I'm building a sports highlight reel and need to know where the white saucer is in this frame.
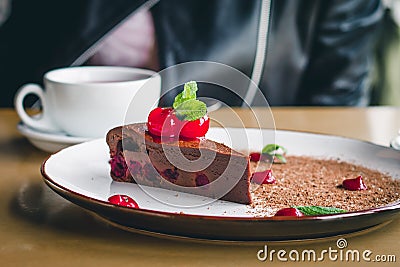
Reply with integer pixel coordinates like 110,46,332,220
17,122,92,153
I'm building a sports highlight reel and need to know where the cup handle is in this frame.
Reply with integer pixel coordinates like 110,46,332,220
14,84,61,133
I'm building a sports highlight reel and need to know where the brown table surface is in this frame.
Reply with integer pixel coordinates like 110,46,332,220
1,107,399,267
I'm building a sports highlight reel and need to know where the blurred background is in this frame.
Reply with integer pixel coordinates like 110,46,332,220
372,0,400,106
0,0,399,107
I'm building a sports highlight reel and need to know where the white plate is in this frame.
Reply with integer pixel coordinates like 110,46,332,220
17,122,91,152
41,128,400,241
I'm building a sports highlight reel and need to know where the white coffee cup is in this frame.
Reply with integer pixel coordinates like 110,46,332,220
14,66,161,138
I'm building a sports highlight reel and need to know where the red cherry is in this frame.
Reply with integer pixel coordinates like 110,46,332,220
274,208,304,217
342,175,367,191
251,169,276,184
249,152,261,162
108,195,139,208
147,107,180,137
249,152,273,162
179,115,210,139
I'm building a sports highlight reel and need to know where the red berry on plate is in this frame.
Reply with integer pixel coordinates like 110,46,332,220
249,152,273,162
249,152,261,162
108,195,139,208
274,208,304,217
147,107,180,137
251,169,276,184
179,114,210,139
342,175,367,191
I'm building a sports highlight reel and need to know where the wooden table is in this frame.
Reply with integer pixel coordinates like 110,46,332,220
1,107,399,267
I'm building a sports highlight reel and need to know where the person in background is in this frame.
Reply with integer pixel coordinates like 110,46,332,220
372,0,400,106
0,0,384,107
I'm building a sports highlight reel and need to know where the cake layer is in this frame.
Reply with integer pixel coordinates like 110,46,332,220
106,123,252,204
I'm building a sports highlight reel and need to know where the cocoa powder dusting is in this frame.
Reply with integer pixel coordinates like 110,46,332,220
247,156,400,217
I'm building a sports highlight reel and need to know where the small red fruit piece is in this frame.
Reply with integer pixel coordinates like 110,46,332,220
109,154,128,179
249,152,261,162
161,168,179,183
195,174,210,187
249,152,272,162
128,160,142,176
179,115,210,139
251,169,276,184
147,107,180,137
342,175,367,191
274,208,304,217
108,195,139,208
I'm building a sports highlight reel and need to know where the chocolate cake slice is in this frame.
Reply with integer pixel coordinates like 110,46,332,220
106,123,252,204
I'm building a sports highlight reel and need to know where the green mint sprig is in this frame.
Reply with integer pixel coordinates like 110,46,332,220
173,81,198,109
174,99,207,121
172,81,207,121
295,206,347,216
262,144,288,163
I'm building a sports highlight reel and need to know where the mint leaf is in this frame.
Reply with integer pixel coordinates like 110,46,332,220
172,81,207,121
274,154,287,164
262,144,288,154
261,144,288,164
173,81,198,109
174,99,207,121
295,206,347,216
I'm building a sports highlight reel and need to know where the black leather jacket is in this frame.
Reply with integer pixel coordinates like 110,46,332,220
0,0,383,107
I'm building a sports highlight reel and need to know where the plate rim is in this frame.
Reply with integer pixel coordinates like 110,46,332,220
41,175,399,243
42,167,400,222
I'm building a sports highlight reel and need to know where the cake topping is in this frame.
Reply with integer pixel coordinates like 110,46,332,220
108,195,139,208
147,81,209,139
147,107,180,137
342,175,368,191
179,114,210,139
173,81,207,121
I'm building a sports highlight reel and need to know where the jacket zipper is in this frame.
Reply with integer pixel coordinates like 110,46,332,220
71,0,160,66
242,0,272,107
70,0,271,107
